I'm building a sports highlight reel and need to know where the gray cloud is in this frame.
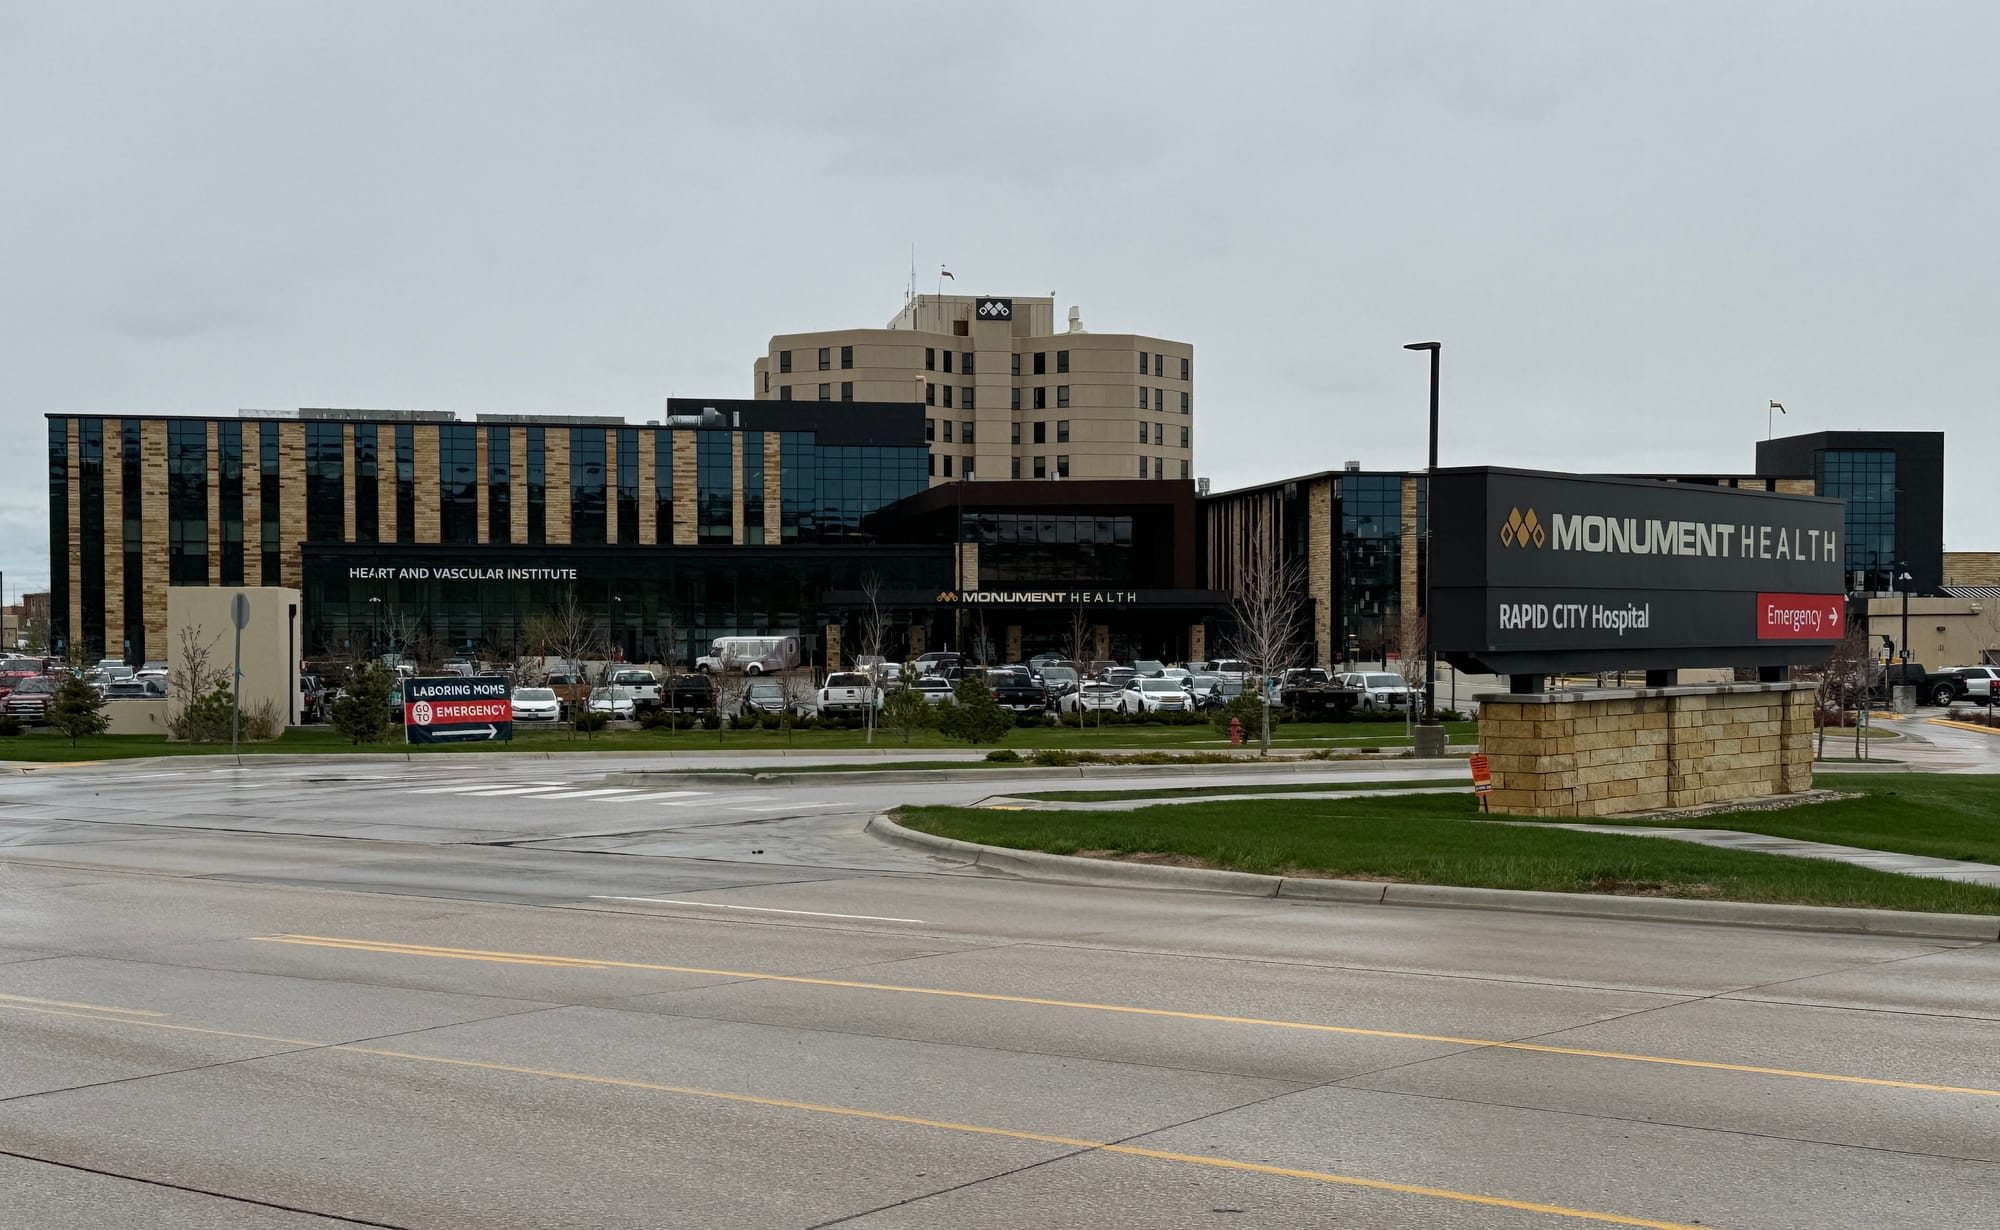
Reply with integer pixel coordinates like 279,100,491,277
3,0,1995,608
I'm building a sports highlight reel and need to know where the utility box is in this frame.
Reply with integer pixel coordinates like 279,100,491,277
1891,685,1917,715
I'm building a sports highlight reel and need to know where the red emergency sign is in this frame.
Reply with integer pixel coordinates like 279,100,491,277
1755,593,1844,641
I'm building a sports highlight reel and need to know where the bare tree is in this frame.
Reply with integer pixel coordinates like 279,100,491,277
546,593,604,683
1064,602,1093,728
1223,542,1309,753
655,607,685,736
857,573,886,744
1972,601,2000,667
1395,610,1428,735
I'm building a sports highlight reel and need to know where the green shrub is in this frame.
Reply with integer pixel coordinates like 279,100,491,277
572,711,611,732
0,715,22,737
940,674,1014,745
985,748,1022,763
329,662,395,745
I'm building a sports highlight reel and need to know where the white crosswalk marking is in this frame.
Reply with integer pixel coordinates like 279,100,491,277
623,791,711,802
408,781,514,794
529,787,646,800
656,795,770,807
727,801,827,812
454,785,579,797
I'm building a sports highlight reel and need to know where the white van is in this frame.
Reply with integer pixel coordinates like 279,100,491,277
695,636,801,675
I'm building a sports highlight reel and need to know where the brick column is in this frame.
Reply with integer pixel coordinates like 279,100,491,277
671,432,696,545
730,432,745,545
141,421,168,652
413,425,440,542
763,430,782,544
376,430,397,545
637,434,656,546
101,419,123,657
509,430,528,543
545,429,571,544
1308,478,1332,666
240,422,261,580
343,425,357,542
957,543,979,590
206,420,221,586
475,428,490,544
1399,476,1420,622
278,422,305,590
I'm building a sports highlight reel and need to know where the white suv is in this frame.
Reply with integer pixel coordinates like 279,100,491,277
1124,678,1191,713
1338,671,1412,711
1943,666,1998,705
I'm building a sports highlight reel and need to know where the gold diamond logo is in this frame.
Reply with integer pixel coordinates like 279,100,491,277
1499,507,1544,548
1522,508,1544,547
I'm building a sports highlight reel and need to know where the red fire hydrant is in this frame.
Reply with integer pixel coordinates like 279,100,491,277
1228,717,1243,745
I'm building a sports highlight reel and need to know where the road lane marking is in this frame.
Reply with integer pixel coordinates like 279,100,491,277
657,794,770,806
589,897,924,923
253,936,2000,1101
624,791,709,801
453,786,578,797
0,992,165,1017
407,782,510,793
530,788,646,800
0,999,1709,1229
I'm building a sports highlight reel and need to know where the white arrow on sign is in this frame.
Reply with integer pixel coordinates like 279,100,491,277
427,725,501,740
1829,609,1841,627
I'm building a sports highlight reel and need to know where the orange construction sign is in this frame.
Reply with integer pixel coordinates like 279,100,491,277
1468,753,1493,794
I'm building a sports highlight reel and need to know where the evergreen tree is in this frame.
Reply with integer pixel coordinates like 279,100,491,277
330,662,396,745
940,673,1013,745
47,672,109,746
878,680,935,744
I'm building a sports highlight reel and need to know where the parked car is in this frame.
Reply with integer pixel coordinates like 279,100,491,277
1124,677,1191,714
511,687,561,722
586,685,637,720
135,661,168,680
1209,659,1251,685
1336,671,1411,711
1060,682,1127,715
299,674,333,723
664,674,716,713
0,670,37,700
1104,666,1138,689
610,668,663,712
545,673,592,718
1037,665,1080,700
1186,673,1228,711
104,677,168,700
1943,666,2000,705
1085,660,1119,680
1130,659,1167,678
913,651,964,679
3,675,61,723
862,661,905,690
740,679,795,718
986,668,1050,715
815,672,876,719
911,676,957,705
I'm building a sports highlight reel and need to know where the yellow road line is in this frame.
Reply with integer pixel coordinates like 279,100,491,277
0,992,165,1017
1928,718,2000,736
257,935,2000,1100
0,998,1705,1229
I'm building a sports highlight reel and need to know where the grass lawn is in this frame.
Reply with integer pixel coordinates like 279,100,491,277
0,719,1476,763
1589,774,2000,865
896,791,2000,914
1017,780,1447,802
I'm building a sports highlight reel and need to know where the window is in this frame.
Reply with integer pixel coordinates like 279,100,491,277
1033,421,1046,444
616,426,639,544
569,427,607,545
1033,352,1046,375
1056,455,1070,478
818,347,830,371
1138,455,1147,477
942,350,953,373
925,383,936,406
780,385,792,400
394,425,415,544
1154,353,1164,377
1010,388,1021,410
1137,422,1148,443
840,344,853,369
653,429,673,542
925,347,936,371
1180,391,1191,415
1011,353,1021,377
928,453,936,477
354,423,379,544
1180,459,1191,479
942,385,953,408
779,350,792,374
743,432,764,544
1029,456,1044,479
1033,386,1047,410
925,419,936,442
841,381,853,401
819,383,831,401
943,455,953,477
963,387,974,409
484,425,508,543
1153,423,1164,446
1180,425,1190,448
1057,350,1069,373
762,371,770,394
1011,421,1021,445
696,430,731,544
304,422,345,543
1011,457,1021,479
1156,387,1164,410
1057,385,1070,408
167,421,208,584
439,423,477,544
1180,357,1191,381
943,421,954,444
1138,350,1147,373
1139,387,1149,409
962,352,974,374
1056,420,1070,443
963,422,974,444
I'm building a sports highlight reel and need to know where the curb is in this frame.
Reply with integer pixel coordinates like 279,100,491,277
607,759,1457,788
1929,717,2000,737
864,815,2000,942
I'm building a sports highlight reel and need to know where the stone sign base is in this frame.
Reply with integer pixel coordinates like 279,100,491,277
1477,683,1816,818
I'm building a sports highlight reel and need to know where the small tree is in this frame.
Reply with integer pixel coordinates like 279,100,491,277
1224,541,1308,753
940,672,1012,745
655,609,685,736
879,662,935,744
167,624,231,742
47,655,109,746
857,573,887,744
1064,603,1093,729
330,661,396,745
1396,610,1429,733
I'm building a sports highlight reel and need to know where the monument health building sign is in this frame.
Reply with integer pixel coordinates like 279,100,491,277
1429,467,1846,678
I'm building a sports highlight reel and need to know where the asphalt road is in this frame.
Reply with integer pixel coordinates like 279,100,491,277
1,754,1997,1228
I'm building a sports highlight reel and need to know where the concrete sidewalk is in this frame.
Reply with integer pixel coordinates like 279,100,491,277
1538,822,2000,887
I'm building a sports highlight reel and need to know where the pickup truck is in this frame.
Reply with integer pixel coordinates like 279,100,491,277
1276,668,1363,717
610,668,663,712
663,674,715,713
814,672,875,720
985,668,1050,716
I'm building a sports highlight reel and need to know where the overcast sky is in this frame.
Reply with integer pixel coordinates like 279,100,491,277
5,1,1995,598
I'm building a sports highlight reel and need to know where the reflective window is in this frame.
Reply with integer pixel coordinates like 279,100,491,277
48,420,69,649
697,430,732,544
616,427,639,545
79,419,106,653
744,432,765,545
306,422,346,543
1816,449,1898,590
260,425,281,579
526,427,546,545
216,422,242,592
654,429,675,540
570,428,608,546
167,421,207,584
394,425,415,545
354,424,379,543
487,425,510,543
440,424,477,544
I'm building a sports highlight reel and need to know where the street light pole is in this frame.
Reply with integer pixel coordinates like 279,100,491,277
1899,568,1913,666
1404,341,1441,724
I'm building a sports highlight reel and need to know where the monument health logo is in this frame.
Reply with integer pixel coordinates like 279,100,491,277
1498,507,1545,548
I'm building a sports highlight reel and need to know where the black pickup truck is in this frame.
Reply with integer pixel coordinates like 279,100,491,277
1276,668,1364,717
983,668,1050,716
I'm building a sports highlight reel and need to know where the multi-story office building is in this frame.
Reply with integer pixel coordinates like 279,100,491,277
46,399,1225,668
1756,430,1946,595
753,295,1194,486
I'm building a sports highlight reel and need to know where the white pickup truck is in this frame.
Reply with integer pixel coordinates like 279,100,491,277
609,669,663,712
814,672,875,719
